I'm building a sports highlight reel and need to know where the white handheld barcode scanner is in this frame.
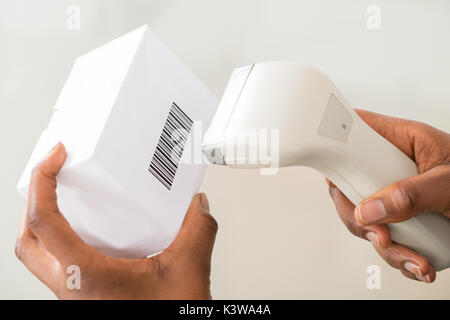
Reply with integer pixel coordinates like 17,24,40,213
203,61,450,271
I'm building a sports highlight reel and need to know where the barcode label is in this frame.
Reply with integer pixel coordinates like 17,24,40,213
148,102,193,190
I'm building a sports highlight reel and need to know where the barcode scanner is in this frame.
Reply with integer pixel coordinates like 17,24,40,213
202,61,450,271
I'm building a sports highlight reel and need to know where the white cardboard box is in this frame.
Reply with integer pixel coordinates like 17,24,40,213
17,25,218,258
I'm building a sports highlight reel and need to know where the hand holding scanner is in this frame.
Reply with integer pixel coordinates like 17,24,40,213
202,61,450,271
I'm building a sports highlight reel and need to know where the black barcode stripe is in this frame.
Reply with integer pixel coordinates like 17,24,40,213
148,102,193,190
154,151,176,175
173,102,192,125
168,115,189,132
149,164,172,189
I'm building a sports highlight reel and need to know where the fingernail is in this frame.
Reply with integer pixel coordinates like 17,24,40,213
366,232,380,246
357,199,386,223
404,261,421,276
416,274,431,283
404,261,430,282
48,142,60,154
200,193,209,212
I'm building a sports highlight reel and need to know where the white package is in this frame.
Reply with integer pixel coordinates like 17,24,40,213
17,25,218,258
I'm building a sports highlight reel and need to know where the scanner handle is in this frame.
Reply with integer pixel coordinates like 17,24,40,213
313,112,450,271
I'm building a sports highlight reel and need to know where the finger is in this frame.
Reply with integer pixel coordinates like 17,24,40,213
355,109,450,170
371,240,435,283
27,142,90,266
328,185,391,248
15,211,63,291
355,164,450,224
400,270,419,281
164,193,218,267
327,178,436,283
355,109,418,159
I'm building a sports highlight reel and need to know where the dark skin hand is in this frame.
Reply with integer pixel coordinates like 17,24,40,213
327,109,450,283
15,143,218,299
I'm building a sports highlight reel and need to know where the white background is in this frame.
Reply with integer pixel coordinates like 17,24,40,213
1,0,449,299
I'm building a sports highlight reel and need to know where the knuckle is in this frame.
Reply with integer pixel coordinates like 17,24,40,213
391,180,419,215
345,219,363,238
383,253,398,269
408,119,432,137
31,161,52,182
31,163,43,178
381,246,403,270
14,238,26,262
198,212,219,235
26,206,42,230
149,255,167,280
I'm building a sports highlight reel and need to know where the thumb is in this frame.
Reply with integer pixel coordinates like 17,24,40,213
27,142,91,266
165,193,218,265
355,164,450,224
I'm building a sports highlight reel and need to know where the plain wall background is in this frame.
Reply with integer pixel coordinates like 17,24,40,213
1,0,449,299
